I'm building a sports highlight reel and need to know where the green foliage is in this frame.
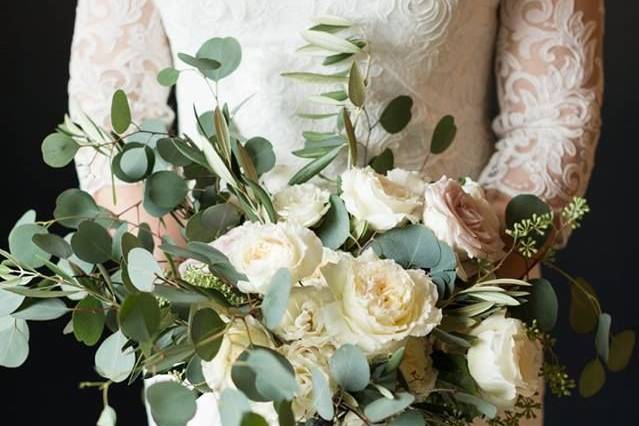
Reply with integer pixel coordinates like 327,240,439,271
514,278,558,331
579,358,606,398
244,137,276,176
607,330,636,372
288,145,344,185
111,89,132,134
189,308,225,361
0,317,30,368
371,224,441,269
232,346,298,402
32,233,73,259
364,392,415,423
41,133,79,168
311,367,334,420
329,344,370,392
144,171,189,217
73,295,105,346
118,293,161,343
595,313,611,362
157,67,180,87
113,143,155,183
315,195,350,249
9,223,50,268
348,61,365,107
146,381,197,426
186,203,241,243
261,268,292,330
196,37,242,81
430,115,457,154
54,189,102,229
12,299,67,321
127,248,163,292
95,330,135,383
71,221,113,264
569,278,599,334
390,411,426,426
369,148,394,174
379,96,413,134
219,389,251,426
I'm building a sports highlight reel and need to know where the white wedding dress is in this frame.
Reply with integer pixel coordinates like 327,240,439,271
67,1,604,425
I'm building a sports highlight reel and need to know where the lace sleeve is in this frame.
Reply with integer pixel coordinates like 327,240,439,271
479,0,604,214
68,0,174,195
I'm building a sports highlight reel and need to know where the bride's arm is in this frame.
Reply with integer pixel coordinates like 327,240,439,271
479,0,604,235
68,0,182,245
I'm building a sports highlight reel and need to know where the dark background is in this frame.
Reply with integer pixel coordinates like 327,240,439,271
1,1,637,425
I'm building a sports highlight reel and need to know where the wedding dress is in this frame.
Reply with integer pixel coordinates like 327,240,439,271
67,1,604,425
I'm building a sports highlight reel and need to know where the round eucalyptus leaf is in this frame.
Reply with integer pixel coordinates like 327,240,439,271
127,248,163,292
118,293,161,343
111,89,132,134
144,171,188,211
578,358,606,398
369,148,394,175
371,224,441,269
41,133,79,168
0,317,30,368
12,298,68,321
430,115,457,154
189,308,225,361
364,392,415,423
0,288,25,316
607,330,636,372
197,37,242,81
157,67,180,87
95,330,135,383
157,138,192,166
329,344,370,392
32,233,73,259
71,221,113,264
315,195,350,250
389,411,426,426
515,278,558,331
261,269,292,330
244,137,275,176
240,413,268,426
186,355,212,393
505,194,551,241
177,53,221,74
219,389,251,426
54,189,101,229
187,203,241,243
379,96,413,134
9,223,50,268
113,144,155,183
232,347,298,402
146,381,197,426
97,405,117,426
72,295,105,346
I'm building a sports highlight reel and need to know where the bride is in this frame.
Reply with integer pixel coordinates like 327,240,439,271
67,1,604,425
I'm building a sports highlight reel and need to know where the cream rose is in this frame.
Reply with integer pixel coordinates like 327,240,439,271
212,221,323,294
320,250,442,356
274,286,333,341
423,177,504,262
340,167,424,232
399,337,438,402
273,183,331,227
201,316,273,391
467,313,542,408
279,338,336,421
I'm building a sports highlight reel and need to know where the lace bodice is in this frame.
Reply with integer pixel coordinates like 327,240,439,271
69,0,603,215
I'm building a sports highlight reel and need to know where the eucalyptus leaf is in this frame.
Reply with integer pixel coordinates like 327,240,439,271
371,224,441,269
113,144,155,183
219,389,251,426
9,223,50,268
71,221,113,264
261,268,292,330
245,137,276,176
389,411,426,426
348,61,365,107
369,148,394,175
312,367,335,421
147,381,197,426
379,96,413,134
232,346,298,402
144,171,189,217
12,298,68,321
569,278,599,334
41,133,79,168
364,392,415,423
430,115,457,154
95,330,135,382
118,293,161,343
177,52,222,74
453,393,497,419
54,189,101,229
240,413,269,426
190,308,225,361
607,330,636,372
0,317,30,368
111,89,132,134
196,37,242,81
157,138,192,166
32,233,73,259
97,405,117,426
127,248,163,292
157,67,180,87
595,313,611,362
73,295,105,346
330,344,370,392
315,195,350,250
0,289,25,316
579,358,606,398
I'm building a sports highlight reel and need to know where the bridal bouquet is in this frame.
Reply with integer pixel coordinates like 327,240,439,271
1,17,634,426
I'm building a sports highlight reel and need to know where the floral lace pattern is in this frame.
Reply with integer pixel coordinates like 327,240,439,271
479,0,604,211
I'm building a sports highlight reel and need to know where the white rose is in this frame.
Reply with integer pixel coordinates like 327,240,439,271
213,221,324,294
201,316,273,391
340,167,424,232
274,286,333,341
399,337,438,402
273,183,331,227
423,176,504,262
279,338,337,421
320,249,442,356
467,313,542,408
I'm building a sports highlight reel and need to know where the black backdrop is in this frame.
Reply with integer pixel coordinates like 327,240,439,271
1,1,637,425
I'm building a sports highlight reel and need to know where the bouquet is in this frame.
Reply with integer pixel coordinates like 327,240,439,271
1,16,634,426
